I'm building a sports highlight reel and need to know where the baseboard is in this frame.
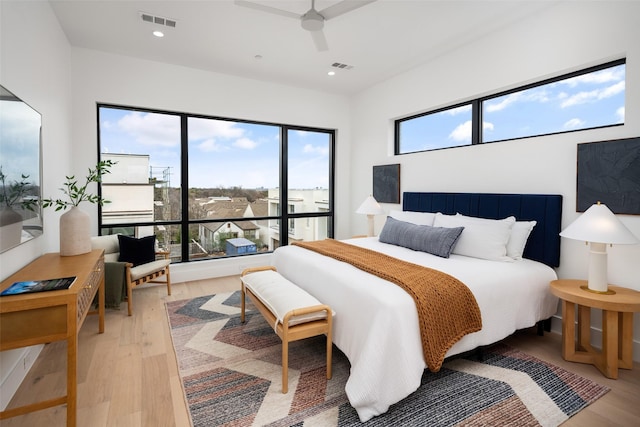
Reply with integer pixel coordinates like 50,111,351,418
0,344,43,410
170,252,273,283
549,315,640,363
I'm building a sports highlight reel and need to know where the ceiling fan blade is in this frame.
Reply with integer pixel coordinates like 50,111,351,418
320,0,377,20
310,30,329,52
234,0,301,20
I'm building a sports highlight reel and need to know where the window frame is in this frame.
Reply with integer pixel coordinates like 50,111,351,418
96,104,335,263
395,58,626,155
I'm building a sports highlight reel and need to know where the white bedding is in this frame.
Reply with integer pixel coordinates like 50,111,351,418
272,237,558,422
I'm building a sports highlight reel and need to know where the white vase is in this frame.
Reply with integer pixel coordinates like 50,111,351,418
59,206,91,256
0,206,23,252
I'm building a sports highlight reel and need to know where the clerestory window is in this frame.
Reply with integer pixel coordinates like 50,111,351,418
395,59,625,154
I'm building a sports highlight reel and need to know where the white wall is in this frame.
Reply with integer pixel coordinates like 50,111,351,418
69,48,352,281
350,1,640,359
0,0,73,410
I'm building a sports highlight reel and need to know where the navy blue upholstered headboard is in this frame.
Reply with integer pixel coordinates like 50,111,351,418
402,192,563,267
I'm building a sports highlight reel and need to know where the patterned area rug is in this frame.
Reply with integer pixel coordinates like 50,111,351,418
166,291,609,426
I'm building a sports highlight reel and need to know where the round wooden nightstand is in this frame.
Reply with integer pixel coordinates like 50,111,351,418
550,279,640,379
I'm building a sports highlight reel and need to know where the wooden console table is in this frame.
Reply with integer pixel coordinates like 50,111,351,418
0,250,105,426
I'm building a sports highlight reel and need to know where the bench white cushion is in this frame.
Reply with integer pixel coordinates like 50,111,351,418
241,270,329,328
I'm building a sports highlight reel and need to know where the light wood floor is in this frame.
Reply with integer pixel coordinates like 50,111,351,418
4,276,640,426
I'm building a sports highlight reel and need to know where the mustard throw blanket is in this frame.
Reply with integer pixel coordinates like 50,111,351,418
293,239,482,372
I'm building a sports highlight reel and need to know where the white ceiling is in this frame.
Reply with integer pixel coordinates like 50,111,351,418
49,0,556,96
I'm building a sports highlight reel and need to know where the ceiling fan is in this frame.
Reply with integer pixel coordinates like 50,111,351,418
234,0,377,51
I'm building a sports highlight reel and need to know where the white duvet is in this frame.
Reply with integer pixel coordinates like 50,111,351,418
272,237,558,422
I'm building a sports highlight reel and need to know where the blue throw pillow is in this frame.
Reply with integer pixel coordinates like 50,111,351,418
379,216,464,258
118,235,156,267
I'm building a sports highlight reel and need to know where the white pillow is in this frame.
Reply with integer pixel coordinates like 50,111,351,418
506,221,537,260
389,210,436,226
433,213,516,261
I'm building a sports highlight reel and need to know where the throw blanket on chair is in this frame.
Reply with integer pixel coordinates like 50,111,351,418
104,262,127,308
293,239,482,372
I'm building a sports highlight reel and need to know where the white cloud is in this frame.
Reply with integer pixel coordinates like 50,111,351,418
485,93,520,113
616,106,625,123
561,67,625,87
449,120,472,142
448,120,494,142
188,117,245,141
303,144,329,155
485,88,552,114
600,81,626,97
233,137,258,149
528,89,551,104
296,130,310,137
563,118,585,129
197,138,225,152
561,81,625,108
118,111,180,147
446,105,472,115
101,119,113,130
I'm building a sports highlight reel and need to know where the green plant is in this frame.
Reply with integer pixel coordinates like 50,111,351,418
0,166,38,211
42,160,116,211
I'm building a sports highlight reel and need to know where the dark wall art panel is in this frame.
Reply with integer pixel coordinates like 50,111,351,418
576,137,640,214
373,164,400,204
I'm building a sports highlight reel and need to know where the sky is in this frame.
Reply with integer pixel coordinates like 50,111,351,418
400,63,626,153
0,99,42,185
99,108,330,189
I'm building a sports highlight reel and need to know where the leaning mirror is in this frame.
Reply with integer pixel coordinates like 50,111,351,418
0,84,43,252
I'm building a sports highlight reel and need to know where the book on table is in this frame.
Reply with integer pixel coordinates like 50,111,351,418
0,276,77,296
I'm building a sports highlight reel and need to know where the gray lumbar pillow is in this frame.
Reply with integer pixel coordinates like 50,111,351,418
379,216,464,258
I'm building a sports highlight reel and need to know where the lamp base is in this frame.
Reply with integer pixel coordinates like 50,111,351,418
580,285,616,295
587,242,609,293
367,215,375,237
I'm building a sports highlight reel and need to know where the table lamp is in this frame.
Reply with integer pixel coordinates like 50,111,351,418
560,202,639,294
356,195,385,237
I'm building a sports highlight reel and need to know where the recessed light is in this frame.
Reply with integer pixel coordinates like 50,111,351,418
327,71,336,76
153,30,164,38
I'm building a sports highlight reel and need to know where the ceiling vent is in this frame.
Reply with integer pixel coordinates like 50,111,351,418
331,62,354,71
140,12,177,28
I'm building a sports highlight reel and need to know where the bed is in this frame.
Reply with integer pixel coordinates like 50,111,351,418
272,192,563,422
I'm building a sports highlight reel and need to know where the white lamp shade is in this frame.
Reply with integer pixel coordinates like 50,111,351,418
560,203,639,245
356,195,385,215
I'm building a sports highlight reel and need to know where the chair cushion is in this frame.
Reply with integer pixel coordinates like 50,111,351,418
91,234,120,255
130,259,170,281
118,235,156,267
104,253,120,263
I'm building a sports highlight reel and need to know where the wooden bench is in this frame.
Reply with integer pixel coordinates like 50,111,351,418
240,266,333,393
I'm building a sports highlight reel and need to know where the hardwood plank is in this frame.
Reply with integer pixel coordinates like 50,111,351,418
77,401,109,427
141,354,174,427
169,375,190,427
107,343,142,421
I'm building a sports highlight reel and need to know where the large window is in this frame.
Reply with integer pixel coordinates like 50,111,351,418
98,105,334,263
396,59,625,154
